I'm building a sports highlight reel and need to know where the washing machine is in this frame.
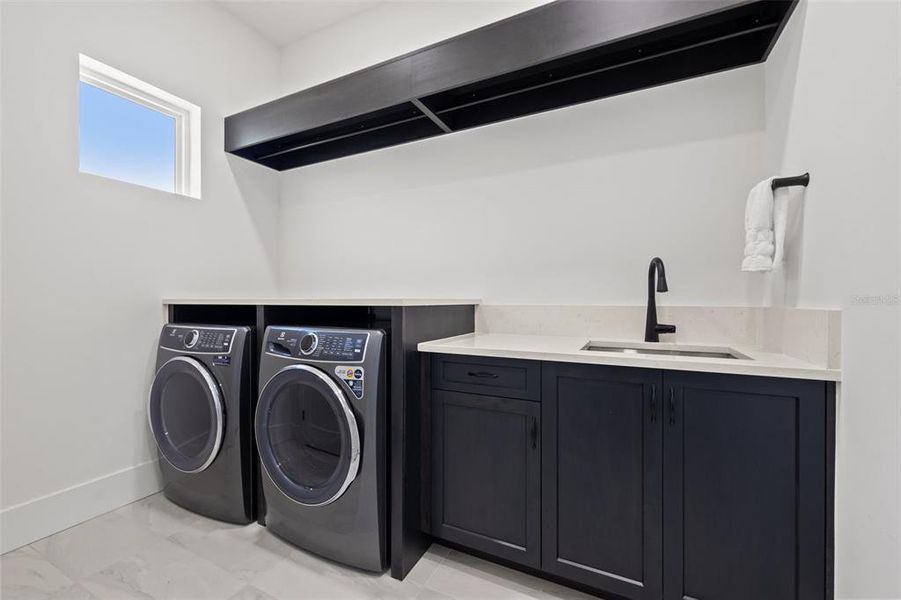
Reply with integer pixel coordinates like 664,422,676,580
148,324,255,524
256,326,387,572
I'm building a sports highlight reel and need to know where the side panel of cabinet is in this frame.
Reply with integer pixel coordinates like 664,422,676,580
431,390,541,569
663,372,826,600
542,363,663,600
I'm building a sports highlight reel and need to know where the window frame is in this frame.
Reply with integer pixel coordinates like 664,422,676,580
78,54,201,198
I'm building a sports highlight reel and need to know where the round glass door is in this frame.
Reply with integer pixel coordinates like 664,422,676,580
256,364,360,506
148,356,224,473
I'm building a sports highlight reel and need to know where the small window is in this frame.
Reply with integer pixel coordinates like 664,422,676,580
78,54,200,198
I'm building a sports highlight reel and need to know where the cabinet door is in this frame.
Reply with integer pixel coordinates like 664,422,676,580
542,363,663,599
663,372,826,600
431,390,541,568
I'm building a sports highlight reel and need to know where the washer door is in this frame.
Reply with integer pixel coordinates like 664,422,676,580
148,356,224,473
256,364,360,507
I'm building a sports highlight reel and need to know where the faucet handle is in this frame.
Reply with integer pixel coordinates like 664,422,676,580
655,324,677,335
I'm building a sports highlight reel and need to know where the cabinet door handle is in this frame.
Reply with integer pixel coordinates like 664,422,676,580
650,384,657,423
467,371,499,379
530,417,538,449
669,388,676,425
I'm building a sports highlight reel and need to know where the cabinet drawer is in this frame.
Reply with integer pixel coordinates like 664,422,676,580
431,354,540,401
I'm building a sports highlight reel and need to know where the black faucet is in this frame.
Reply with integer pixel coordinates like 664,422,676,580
645,257,676,342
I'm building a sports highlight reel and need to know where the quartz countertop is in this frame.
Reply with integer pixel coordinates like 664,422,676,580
163,298,480,307
418,333,841,382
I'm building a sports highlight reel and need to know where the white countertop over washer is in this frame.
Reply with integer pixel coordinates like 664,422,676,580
163,298,480,306
418,333,841,382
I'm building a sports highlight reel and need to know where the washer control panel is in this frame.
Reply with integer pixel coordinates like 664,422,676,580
267,327,368,362
161,326,235,354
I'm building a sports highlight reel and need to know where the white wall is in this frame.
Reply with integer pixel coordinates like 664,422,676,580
277,3,766,305
0,1,281,552
0,4,4,505
763,2,901,598
280,0,549,95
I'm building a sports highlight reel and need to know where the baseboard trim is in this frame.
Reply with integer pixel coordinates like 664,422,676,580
0,459,163,553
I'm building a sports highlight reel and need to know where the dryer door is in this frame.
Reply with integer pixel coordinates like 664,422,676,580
148,356,225,473
256,364,360,507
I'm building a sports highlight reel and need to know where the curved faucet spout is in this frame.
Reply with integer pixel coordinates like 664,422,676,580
649,257,668,292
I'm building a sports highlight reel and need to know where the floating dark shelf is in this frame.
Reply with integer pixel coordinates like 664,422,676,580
225,0,798,171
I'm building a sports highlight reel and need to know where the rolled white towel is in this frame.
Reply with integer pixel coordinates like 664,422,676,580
742,177,778,272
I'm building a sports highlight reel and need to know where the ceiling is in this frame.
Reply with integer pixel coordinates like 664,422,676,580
216,0,382,47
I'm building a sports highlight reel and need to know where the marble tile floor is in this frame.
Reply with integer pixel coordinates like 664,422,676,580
1,493,597,600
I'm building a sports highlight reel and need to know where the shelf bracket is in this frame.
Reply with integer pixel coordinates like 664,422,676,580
412,98,452,134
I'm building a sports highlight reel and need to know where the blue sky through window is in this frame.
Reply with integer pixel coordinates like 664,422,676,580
79,81,176,193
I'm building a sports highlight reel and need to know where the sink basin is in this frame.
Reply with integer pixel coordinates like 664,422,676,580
581,342,750,360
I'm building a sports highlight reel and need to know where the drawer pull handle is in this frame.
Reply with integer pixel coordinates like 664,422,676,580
467,371,499,379
530,417,538,449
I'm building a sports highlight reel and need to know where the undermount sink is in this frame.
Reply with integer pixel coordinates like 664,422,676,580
581,342,750,360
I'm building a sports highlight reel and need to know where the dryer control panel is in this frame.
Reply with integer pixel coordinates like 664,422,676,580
161,325,236,354
267,327,369,362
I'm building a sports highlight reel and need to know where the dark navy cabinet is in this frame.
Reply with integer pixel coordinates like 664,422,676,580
427,354,834,600
662,372,827,600
430,389,541,568
542,362,663,599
